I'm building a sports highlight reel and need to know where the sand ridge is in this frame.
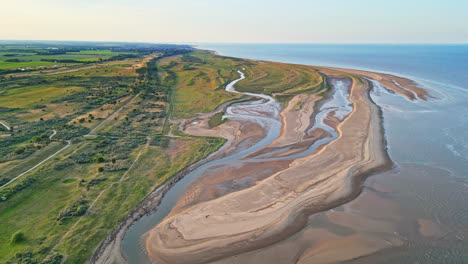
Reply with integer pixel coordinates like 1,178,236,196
143,67,420,264
320,67,431,101
90,64,428,264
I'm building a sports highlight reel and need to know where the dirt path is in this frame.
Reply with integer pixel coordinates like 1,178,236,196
1,91,140,190
0,121,11,131
49,129,57,139
1,88,139,189
86,92,142,136
6,64,101,78
0,140,71,189
50,137,150,262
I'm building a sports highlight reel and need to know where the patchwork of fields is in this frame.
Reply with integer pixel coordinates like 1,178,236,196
0,43,139,75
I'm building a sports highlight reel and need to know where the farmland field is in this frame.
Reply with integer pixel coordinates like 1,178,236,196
0,45,139,74
67,50,135,55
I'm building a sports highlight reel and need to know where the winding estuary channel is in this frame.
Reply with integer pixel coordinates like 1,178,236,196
101,44,468,263
121,70,355,263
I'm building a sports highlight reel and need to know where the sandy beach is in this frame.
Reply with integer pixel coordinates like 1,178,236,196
143,66,427,264
90,64,428,264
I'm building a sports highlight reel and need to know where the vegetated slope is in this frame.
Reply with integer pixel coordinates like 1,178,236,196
158,51,244,118
161,51,323,118
0,44,227,263
0,48,325,264
235,61,323,95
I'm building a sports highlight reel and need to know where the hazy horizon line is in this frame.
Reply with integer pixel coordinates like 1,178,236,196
1,39,467,46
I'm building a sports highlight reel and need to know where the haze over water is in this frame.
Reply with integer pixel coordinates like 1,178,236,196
196,44,468,262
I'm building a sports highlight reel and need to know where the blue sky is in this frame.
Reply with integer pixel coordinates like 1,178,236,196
2,0,467,43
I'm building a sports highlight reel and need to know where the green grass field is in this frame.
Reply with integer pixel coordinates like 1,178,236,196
67,50,135,55
0,85,82,108
0,60,55,70
236,61,323,95
0,46,135,73
0,54,101,62
159,51,245,118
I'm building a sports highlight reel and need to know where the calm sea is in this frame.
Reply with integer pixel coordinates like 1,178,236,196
196,44,468,88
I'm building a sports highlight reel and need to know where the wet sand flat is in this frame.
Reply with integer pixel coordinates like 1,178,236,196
322,67,430,100
145,69,400,264
91,63,430,264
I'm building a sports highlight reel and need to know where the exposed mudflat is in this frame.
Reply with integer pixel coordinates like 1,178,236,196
143,68,426,264
90,65,428,264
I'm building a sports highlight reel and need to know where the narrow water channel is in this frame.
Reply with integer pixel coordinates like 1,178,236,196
121,71,354,263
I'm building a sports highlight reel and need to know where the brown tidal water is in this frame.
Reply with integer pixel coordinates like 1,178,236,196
210,75,468,263
211,163,468,264
208,74,468,263
341,163,468,263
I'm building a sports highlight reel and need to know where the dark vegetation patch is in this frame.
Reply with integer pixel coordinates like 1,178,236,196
0,178,36,202
208,112,227,128
150,135,170,149
62,179,76,184
181,54,204,64
56,198,89,221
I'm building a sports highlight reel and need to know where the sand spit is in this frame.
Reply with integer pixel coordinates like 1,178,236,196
90,64,427,264
144,69,405,264
246,92,321,158
323,67,431,101
89,108,271,264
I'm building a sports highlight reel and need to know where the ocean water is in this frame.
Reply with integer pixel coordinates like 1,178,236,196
196,44,468,88
193,44,468,262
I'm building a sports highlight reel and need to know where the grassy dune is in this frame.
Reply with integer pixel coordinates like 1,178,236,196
57,136,224,263
158,51,244,118
0,85,82,108
237,61,323,95
0,49,325,263
208,111,227,128
0,53,168,262
0,49,230,263
162,51,324,119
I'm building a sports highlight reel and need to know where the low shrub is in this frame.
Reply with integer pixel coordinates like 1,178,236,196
10,230,25,243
